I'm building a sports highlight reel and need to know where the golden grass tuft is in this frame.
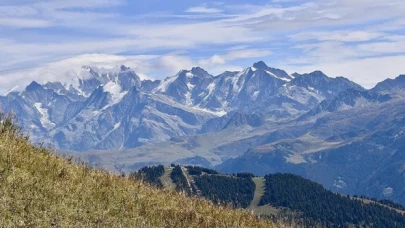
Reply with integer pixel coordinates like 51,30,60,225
0,114,282,227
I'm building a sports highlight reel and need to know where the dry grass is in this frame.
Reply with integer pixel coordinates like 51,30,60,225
249,177,265,210
0,114,282,227
160,167,176,191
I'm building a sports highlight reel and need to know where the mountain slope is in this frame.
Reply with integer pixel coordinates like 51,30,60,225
136,165,405,227
372,74,405,94
218,98,405,205
0,114,275,227
299,88,391,120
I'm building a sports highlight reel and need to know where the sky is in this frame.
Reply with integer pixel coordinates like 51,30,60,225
1,0,405,92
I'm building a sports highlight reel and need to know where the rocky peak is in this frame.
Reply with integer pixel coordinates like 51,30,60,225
252,61,269,70
120,65,130,71
372,74,405,94
191,67,209,76
292,72,301,78
25,81,44,92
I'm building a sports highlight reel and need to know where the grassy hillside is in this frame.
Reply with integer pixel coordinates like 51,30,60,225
0,114,277,227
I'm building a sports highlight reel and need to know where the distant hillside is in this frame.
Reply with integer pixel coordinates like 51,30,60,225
0,114,276,227
136,165,405,227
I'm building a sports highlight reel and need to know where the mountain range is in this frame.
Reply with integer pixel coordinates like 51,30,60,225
1,55,405,205
0,57,363,151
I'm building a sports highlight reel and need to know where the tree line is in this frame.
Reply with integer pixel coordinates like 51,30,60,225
193,175,255,208
130,165,164,188
170,165,191,195
259,173,405,227
185,166,219,176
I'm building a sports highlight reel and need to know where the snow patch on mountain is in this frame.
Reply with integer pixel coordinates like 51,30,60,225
230,69,247,94
282,85,324,105
186,82,195,90
3,86,19,96
207,82,216,93
193,107,227,117
186,72,194,78
286,154,307,164
265,70,291,82
114,122,121,130
185,92,193,106
102,81,127,109
252,90,260,100
154,75,178,93
34,103,55,129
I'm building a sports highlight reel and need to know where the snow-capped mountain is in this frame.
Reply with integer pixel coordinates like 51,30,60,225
0,56,363,151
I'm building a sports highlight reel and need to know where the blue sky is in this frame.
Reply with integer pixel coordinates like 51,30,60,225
1,0,405,90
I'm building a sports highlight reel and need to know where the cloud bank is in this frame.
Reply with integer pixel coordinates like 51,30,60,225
0,0,404,91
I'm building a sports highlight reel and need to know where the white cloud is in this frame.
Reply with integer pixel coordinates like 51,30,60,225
153,55,194,75
199,55,226,66
0,0,124,30
0,0,125,13
199,49,272,67
0,37,196,70
126,22,265,46
204,64,244,76
291,31,384,42
287,41,359,66
0,0,405,91
282,55,405,89
357,41,405,54
289,37,405,66
186,6,223,14
0,48,272,93
223,0,405,33
224,49,272,60
0,17,51,28
0,54,158,93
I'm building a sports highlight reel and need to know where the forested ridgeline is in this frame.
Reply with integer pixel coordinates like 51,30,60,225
185,166,256,208
170,165,192,195
193,175,255,208
136,165,405,227
354,195,405,212
130,165,165,188
259,173,405,227
185,166,219,175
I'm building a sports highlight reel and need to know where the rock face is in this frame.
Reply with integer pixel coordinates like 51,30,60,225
0,60,362,151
